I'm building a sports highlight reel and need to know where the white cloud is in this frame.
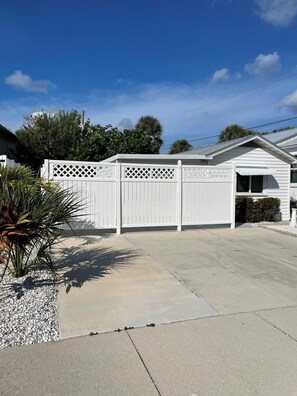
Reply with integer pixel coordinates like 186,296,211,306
245,52,281,76
1,77,296,147
279,89,297,112
211,68,230,83
5,70,56,93
254,0,297,27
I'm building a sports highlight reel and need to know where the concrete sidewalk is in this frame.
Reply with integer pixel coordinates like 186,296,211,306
2,310,297,395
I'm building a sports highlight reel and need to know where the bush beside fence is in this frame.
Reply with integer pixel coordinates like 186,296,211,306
235,197,280,223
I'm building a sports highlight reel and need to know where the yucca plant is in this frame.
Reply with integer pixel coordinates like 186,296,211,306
0,164,81,279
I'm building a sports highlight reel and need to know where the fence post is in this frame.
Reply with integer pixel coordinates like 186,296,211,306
231,162,236,229
177,160,182,232
41,159,49,179
116,161,122,234
0,155,7,167
290,208,297,228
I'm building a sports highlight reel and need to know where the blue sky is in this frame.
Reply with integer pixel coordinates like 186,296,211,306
1,0,297,149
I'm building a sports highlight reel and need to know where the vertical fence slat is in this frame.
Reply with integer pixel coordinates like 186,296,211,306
177,160,182,231
116,161,122,234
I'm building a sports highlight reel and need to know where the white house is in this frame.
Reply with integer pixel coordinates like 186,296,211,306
104,134,296,221
259,129,297,199
42,133,296,233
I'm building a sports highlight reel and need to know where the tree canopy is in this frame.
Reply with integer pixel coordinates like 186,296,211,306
218,124,253,143
134,115,163,154
16,111,164,169
169,139,193,154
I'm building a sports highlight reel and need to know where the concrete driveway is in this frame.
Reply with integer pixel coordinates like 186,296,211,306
56,226,297,338
55,232,217,338
2,227,297,395
126,226,297,314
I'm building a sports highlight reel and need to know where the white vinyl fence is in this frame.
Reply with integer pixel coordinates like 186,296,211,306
41,159,236,233
0,155,19,168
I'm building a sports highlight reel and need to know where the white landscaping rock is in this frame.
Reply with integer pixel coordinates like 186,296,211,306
261,224,297,238
0,270,59,348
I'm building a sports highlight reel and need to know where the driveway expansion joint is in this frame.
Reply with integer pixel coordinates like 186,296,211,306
253,312,297,343
123,234,220,315
125,330,162,396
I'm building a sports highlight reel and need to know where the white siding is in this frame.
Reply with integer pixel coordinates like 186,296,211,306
211,146,291,220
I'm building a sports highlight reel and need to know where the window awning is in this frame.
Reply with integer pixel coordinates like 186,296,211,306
237,167,277,176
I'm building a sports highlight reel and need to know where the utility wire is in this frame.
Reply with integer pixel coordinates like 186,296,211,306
161,115,297,147
161,71,297,120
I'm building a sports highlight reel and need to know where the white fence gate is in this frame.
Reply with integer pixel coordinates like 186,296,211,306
42,159,236,233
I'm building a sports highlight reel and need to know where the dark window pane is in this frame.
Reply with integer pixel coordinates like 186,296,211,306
237,174,249,192
291,170,297,183
251,175,263,193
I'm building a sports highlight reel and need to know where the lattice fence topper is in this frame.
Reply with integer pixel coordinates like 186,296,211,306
52,163,115,179
183,167,232,181
123,166,176,180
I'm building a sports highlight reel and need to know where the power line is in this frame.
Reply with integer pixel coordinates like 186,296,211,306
247,116,297,131
161,115,297,147
161,71,297,120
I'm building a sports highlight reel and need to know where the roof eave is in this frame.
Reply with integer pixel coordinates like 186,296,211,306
102,153,210,163
0,123,18,141
210,134,296,164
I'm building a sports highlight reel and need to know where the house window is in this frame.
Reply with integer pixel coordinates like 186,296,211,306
237,174,263,193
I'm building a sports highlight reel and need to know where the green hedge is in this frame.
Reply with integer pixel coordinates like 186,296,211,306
235,197,280,223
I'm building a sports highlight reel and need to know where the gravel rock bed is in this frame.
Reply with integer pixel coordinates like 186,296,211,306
0,269,59,348
260,224,297,237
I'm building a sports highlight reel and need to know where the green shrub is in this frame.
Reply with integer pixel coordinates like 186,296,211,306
0,165,81,279
290,197,297,211
235,197,254,222
235,197,280,223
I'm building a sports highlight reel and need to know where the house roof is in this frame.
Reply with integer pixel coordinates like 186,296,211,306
183,135,250,156
263,128,297,144
0,123,18,141
103,134,296,164
102,153,209,162
279,138,297,149
183,134,296,163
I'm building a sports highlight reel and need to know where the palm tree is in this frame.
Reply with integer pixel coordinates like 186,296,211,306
169,139,193,154
135,115,163,153
0,165,81,278
218,124,253,143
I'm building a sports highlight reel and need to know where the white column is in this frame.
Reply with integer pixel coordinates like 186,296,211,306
290,208,297,228
177,160,182,232
116,161,122,234
231,162,236,229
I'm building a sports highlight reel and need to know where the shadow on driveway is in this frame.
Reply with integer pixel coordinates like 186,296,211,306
55,238,140,293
